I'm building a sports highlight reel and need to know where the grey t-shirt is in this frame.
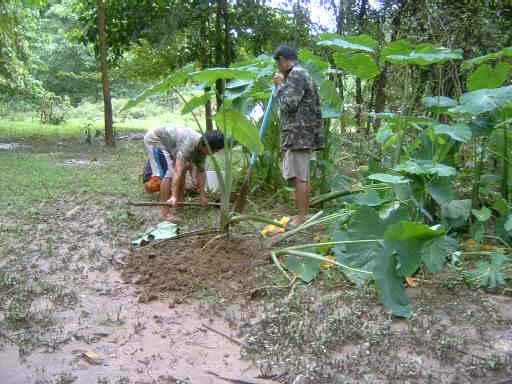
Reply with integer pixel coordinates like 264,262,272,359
144,124,205,168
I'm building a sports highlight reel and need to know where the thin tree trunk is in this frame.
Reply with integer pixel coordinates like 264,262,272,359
214,0,225,108
223,0,231,67
335,0,345,115
96,0,114,147
355,0,367,132
200,8,213,131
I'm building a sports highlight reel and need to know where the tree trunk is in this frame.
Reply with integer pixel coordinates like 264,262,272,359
214,0,225,108
355,0,367,132
96,0,114,147
200,12,214,131
223,0,231,67
335,0,345,111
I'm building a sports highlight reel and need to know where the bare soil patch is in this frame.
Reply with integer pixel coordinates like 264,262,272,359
122,234,268,302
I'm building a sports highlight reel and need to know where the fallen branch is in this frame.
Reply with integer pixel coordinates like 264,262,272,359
205,371,260,384
128,200,221,208
139,228,220,248
201,324,242,346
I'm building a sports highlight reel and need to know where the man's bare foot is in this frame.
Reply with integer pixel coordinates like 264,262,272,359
161,211,183,223
286,215,306,230
160,206,171,218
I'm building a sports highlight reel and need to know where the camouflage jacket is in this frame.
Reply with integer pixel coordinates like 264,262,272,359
276,64,324,151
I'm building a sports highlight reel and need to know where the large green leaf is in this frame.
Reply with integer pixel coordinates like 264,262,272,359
334,206,384,285
426,177,455,206
462,46,512,69
368,173,409,184
285,255,320,283
381,40,413,58
385,44,463,66
420,235,458,273
191,67,257,83
319,79,342,118
467,63,511,91
299,49,342,117
422,96,458,113
376,124,393,144
441,199,472,228
131,221,178,245
334,205,408,286
373,245,412,318
433,123,472,143
122,64,195,111
472,207,493,222
464,252,508,289
181,91,215,115
333,52,380,80
450,86,512,115
355,189,386,207
333,230,380,286
317,33,377,53
213,108,263,154
384,221,445,276
394,160,456,177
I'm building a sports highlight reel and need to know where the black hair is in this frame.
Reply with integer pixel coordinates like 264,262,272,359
273,44,298,61
202,130,224,152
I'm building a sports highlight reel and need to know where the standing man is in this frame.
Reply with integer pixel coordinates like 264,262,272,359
272,44,324,228
144,124,224,219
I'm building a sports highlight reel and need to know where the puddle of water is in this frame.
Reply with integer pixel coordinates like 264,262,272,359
0,142,27,150
0,345,30,384
63,159,99,166
0,265,272,384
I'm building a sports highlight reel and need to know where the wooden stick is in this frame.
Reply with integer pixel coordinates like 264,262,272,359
128,200,221,207
200,323,242,346
205,371,260,384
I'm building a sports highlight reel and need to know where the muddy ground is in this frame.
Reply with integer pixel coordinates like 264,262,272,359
1,140,512,383
1,195,512,384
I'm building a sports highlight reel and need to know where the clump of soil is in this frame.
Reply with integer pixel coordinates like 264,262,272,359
122,234,268,301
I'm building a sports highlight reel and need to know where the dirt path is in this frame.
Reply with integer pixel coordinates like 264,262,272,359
0,198,274,384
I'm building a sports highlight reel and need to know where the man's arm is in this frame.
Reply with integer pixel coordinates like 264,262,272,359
277,70,306,114
168,159,186,205
196,168,208,206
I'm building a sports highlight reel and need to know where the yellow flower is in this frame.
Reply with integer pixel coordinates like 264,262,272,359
261,216,290,237
320,254,336,269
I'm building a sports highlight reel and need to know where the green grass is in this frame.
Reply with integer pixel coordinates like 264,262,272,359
0,114,197,140
0,120,152,216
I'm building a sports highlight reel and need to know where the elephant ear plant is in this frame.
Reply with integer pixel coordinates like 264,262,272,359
122,62,283,233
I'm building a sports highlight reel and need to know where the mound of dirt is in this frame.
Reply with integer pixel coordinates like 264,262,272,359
121,234,268,301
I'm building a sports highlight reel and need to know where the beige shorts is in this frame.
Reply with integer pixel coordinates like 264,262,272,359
282,149,312,182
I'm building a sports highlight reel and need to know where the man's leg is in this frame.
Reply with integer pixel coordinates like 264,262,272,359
160,177,172,218
294,177,309,224
160,151,176,218
283,149,311,226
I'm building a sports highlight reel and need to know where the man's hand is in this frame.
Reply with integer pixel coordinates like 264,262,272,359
273,73,284,86
167,196,177,207
199,195,208,207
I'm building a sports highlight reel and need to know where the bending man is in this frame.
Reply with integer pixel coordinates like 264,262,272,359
144,124,224,218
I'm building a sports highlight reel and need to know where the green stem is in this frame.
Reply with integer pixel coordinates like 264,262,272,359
271,251,291,280
274,249,373,276
472,137,484,209
310,185,390,206
279,239,383,252
502,125,509,201
229,215,285,227
270,211,351,246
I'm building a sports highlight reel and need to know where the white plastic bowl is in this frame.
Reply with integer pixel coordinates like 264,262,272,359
206,170,224,192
